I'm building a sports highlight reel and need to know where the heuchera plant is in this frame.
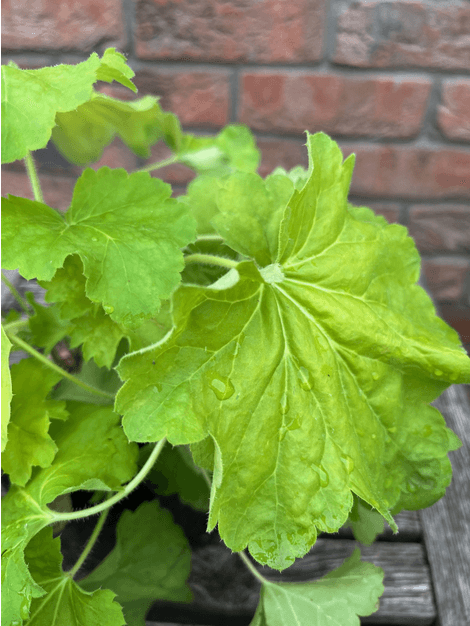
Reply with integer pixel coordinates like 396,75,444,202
2,50,470,626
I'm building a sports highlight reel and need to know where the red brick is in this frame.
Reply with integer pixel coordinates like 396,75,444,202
2,170,75,212
257,138,308,178
339,144,470,199
408,205,470,253
2,0,126,51
134,0,325,63
334,1,470,70
133,69,230,127
239,72,431,137
353,202,401,224
438,80,470,142
422,257,470,302
90,138,139,171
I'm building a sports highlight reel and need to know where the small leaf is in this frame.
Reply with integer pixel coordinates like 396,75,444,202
25,527,125,626
80,500,192,604
1,325,12,451
346,496,385,546
251,550,384,626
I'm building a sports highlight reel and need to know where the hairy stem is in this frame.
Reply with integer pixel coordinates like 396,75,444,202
184,253,239,270
24,152,44,203
68,504,110,579
51,438,167,522
1,272,31,314
1,319,29,334
137,154,179,173
238,551,269,585
5,332,114,400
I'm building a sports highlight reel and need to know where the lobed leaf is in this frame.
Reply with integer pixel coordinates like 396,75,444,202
250,550,384,626
24,527,125,626
2,167,197,325
80,500,192,607
116,132,470,569
1,48,136,164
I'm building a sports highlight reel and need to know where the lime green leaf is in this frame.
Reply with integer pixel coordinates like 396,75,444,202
94,48,136,93
346,496,385,546
178,175,222,235
1,49,136,164
24,527,125,626
52,93,178,165
142,443,210,510
2,167,197,325
116,132,469,570
271,165,309,190
1,402,138,623
1,325,12,452
80,500,192,606
1,359,68,486
252,550,383,626
179,124,260,175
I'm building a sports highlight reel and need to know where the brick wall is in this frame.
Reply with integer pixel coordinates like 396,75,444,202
2,0,470,349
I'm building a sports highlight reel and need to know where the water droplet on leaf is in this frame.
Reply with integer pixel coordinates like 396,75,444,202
209,376,235,401
434,369,443,376
91,237,97,242
340,454,354,474
103,304,114,314
298,366,313,391
19,599,30,620
372,372,379,380
287,415,301,431
313,465,329,487
280,393,289,415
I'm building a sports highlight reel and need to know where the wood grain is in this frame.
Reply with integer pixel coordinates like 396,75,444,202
420,383,470,626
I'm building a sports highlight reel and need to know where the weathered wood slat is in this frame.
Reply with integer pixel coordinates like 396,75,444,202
147,539,435,625
420,384,470,626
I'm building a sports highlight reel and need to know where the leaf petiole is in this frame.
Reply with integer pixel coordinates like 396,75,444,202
136,154,180,173
68,503,110,579
184,253,239,270
50,438,167,522
24,151,44,203
1,271,32,314
4,331,115,400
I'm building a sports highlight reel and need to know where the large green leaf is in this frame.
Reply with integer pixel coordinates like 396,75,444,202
1,359,68,486
250,550,384,626
1,48,136,164
2,167,197,325
80,501,192,607
116,132,469,570
24,527,125,626
1,325,12,452
1,402,138,625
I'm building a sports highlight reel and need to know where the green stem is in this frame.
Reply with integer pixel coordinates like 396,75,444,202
51,438,167,522
184,253,239,270
68,505,110,579
5,332,114,400
195,234,225,243
137,154,180,173
24,152,44,203
1,319,29,334
238,551,269,585
1,272,31,314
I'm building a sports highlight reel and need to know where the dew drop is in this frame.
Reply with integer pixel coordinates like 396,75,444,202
209,376,235,401
91,237,98,242
434,369,443,376
278,427,287,442
280,393,289,415
287,415,301,431
388,426,397,434
103,304,114,314
313,465,329,488
19,599,30,620
11,621,20,626
407,479,419,493
298,366,314,391
372,372,379,380
340,454,354,474
371,434,377,439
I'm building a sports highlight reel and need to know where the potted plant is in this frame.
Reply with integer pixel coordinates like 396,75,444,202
2,49,469,626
